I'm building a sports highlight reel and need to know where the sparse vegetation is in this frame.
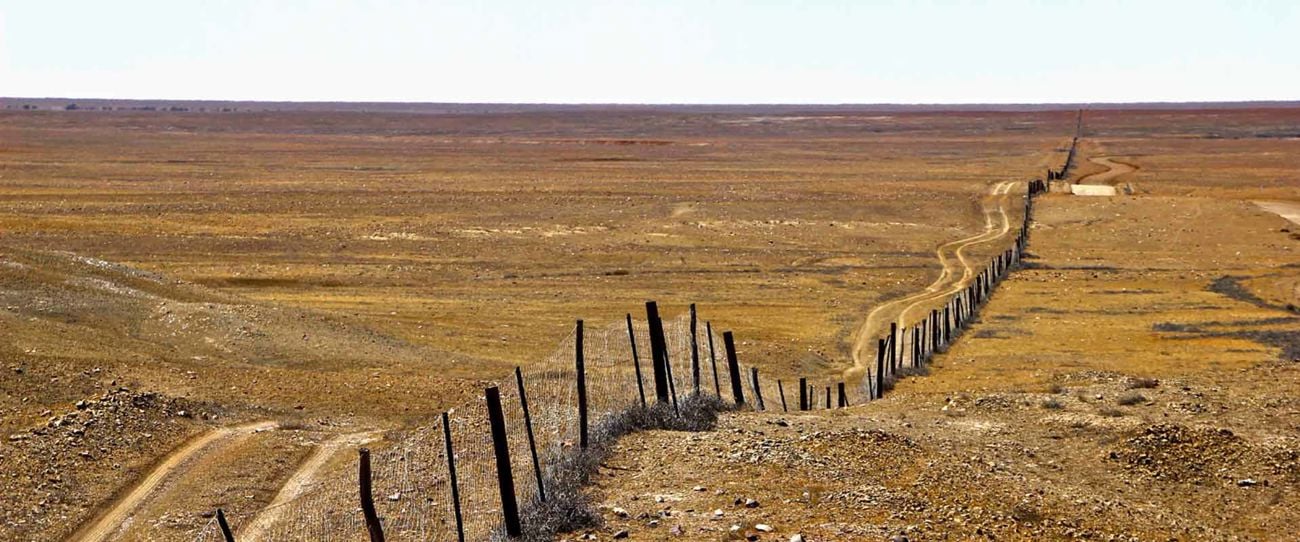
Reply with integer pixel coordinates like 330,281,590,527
1117,392,1147,406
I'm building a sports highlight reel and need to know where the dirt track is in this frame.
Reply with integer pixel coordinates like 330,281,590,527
69,421,278,542
238,430,382,541
1077,156,1137,186
846,180,1017,380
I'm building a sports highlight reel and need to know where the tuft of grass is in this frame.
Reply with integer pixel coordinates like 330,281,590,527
1040,397,1064,410
1117,392,1147,406
1048,383,1065,394
1098,407,1125,418
1126,377,1159,390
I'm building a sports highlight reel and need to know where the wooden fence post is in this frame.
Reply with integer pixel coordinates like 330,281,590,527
723,331,744,406
889,322,899,375
798,377,808,410
627,314,647,408
707,322,721,397
645,301,670,404
690,303,701,394
875,338,886,398
750,367,765,410
514,367,545,502
485,386,522,537
358,449,386,542
575,320,588,449
216,508,235,542
777,380,788,412
441,412,465,542
838,382,847,408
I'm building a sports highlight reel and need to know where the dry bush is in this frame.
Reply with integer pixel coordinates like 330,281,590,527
1117,392,1147,406
1041,397,1064,410
1126,377,1159,389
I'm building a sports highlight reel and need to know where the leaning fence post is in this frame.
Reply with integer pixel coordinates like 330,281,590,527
216,508,235,542
626,314,647,409
358,449,386,542
875,338,886,399
707,322,721,397
485,386,522,537
441,412,466,542
723,331,745,406
646,301,670,404
750,367,765,410
514,367,545,502
575,319,588,449
690,303,701,394
799,377,808,410
777,379,788,412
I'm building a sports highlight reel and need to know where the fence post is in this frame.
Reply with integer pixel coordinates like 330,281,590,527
216,508,235,542
876,338,886,398
777,380,788,412
626,314,647,409
441,412,466,542
723,331,745,406
690,303,701,394
485,386,522,537
358,449,386,542
750,367,765,410
889,322,899,375
706,322,721,397
645,301,670,404
514,367,545,502
798,377,808,410
575,320,589,449
943,305,952,344
838,382,847,408
825,386,830,409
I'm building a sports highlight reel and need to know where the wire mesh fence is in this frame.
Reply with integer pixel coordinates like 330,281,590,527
189,176,1049,542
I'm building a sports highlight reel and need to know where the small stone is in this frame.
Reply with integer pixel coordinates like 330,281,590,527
613,530,629,539
756,524,774,532
1238,479,1257,487
790,535,805,542
386,493,401,501
612,507,629,518
693,485,706,491
744,498,760,508
669,525,682,535
713,509,724,518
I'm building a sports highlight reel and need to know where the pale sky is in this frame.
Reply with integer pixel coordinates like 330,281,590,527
1,0,1297,104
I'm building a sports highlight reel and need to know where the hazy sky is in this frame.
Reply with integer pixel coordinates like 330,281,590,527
2,0,1296,103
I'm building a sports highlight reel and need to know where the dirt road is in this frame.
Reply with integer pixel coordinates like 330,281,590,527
69,421,278,542
847,180,1017,380
1254,200,1300,226
1077,156,1137,185
237,430,382,541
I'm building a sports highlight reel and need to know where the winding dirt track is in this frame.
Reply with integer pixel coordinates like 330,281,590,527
846,180,1018,381
1077,156,1136,185
70,420,278,542
239,430,383,542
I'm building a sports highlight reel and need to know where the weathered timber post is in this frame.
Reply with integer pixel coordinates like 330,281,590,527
485,386,522,537
825,386,831,409
690,303,701,394
359,449,386,542
838,382,847,408
723,331,744,406
777,379,788,412
875,338,886,398
889,322,899,375
575,320,589,449
216,509,235,542
707,322,721,397
626,314,647,408
441,412,465,542
514,367,545,502
799,377,808,410
645,302,670,403
751,367,765,410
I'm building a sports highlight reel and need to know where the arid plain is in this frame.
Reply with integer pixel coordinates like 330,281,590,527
1,105,1297,540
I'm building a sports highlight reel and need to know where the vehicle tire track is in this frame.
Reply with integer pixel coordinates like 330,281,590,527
69,420,278,542
238,430,383,542
846,181,1017,381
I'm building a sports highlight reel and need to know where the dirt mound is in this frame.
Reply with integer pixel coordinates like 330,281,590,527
0,388,216,541
1109,424,1252,484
